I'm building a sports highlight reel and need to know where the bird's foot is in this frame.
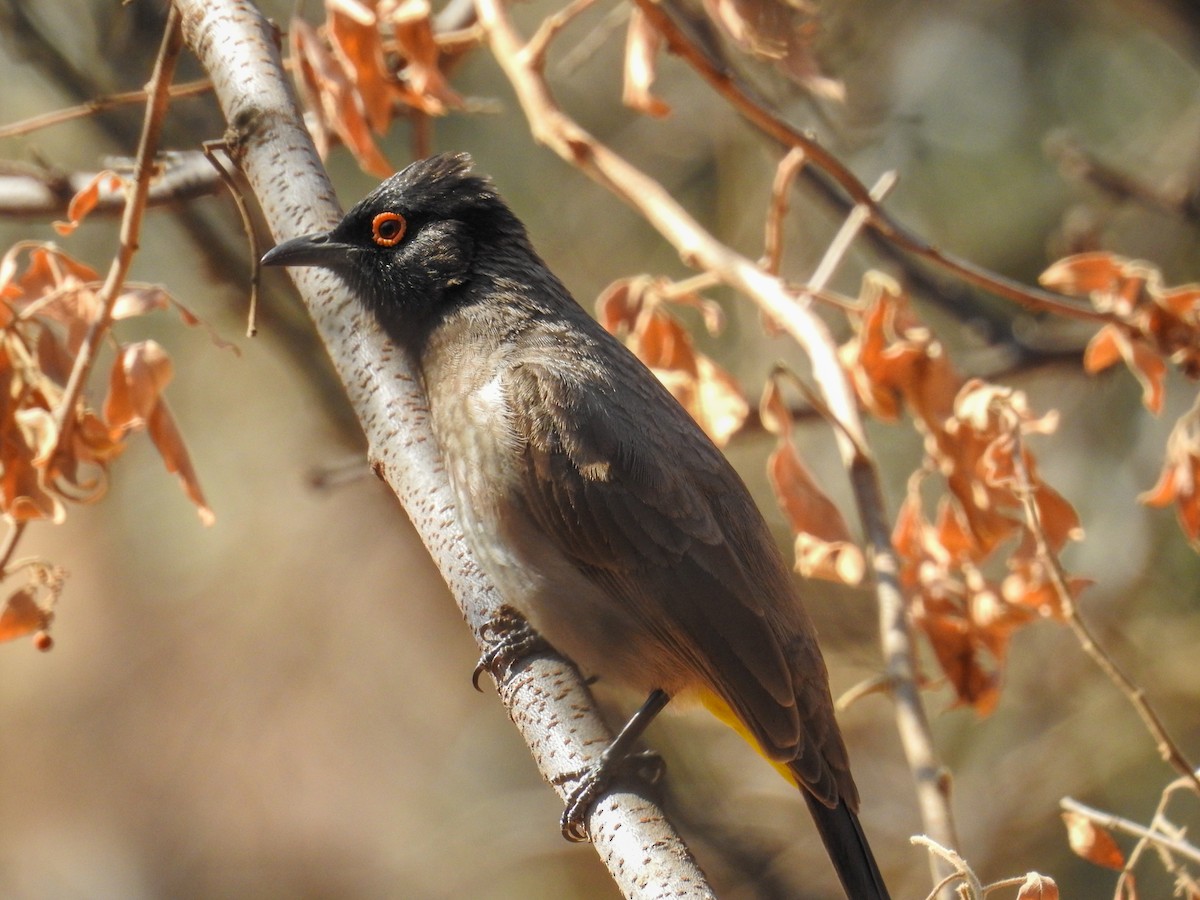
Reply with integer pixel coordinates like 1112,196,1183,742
555,748,666,842
472,607,550,691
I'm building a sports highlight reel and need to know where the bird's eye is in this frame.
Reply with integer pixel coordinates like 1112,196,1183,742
371,211,407,247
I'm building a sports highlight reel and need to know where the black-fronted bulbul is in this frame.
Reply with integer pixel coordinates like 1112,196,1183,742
262,153,890,900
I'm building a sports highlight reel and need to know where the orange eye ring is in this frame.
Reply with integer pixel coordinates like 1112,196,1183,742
371,211,407,247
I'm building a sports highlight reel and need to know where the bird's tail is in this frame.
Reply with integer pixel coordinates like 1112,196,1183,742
700,692,890,898
801,789,891,900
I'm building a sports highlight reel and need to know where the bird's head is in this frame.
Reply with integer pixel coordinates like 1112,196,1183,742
261,152,524,324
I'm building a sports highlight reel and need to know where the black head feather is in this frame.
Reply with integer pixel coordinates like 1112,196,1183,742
262,152,530,328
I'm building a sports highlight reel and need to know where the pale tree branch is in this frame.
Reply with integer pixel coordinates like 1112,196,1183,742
474,0,956,892
0,152,223,219
175,1,713,897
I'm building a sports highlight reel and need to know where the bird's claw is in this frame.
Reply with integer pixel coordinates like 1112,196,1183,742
472,607,550,691
555,749,665,843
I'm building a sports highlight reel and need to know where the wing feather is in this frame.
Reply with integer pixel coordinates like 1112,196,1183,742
505,353,843,801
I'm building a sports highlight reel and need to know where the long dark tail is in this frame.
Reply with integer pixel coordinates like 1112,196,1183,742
802,791,891,900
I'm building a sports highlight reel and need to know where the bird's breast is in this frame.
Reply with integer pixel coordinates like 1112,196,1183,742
420,347,682,690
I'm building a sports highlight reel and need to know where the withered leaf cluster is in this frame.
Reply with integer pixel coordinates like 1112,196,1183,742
291,0,464,176
1044,251,1200,548
842,274,1083,713
597,274,749,447
0,232,215,646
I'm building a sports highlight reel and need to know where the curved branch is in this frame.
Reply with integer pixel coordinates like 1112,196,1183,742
636,0,1110,325
174,1,713,897
0,152,222,219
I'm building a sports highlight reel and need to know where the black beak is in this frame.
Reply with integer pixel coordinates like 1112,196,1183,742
260,232,356,269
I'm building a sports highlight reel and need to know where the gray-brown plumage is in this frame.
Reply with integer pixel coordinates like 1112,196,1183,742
262,153,889,899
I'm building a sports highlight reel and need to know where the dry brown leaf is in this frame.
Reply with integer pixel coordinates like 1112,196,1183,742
147,401,214,526
112,285,239,353
12,246,101,354
760,375,862,583
111,285,173,320
104,341,175,435
597,276,747,445
767,439,852,545
769,441,862,583
1084,324,1165,413
637,311,699,375
0,243,216,540
0,587,52,643
1001,559,1091,621
291,16,393,177
1062,811,1126,870
1041,251,1135,298
694,356,749,446
894,475,1052,712
1015,872,1060,900
328,0,395,131
918,603,1001,714
100,341,212,524
1141,401,1200,547
384,0,463,115
53,171,124,236
842,273,959,428
852,278,1082,711
623,7,671,118
17,245,99,294
596,275,650,335
758,372,791,437
794,532,865,585
1044,251,1200,394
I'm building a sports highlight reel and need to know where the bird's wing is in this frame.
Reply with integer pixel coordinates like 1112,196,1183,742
506,353,842,805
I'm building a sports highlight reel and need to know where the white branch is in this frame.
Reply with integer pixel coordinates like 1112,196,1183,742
174,1,713,896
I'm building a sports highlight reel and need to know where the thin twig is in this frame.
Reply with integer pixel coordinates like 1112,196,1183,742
836,673,891,712
912,834,980,899
659,271,721,299
1119,775,1200,896
521,0,598,72
1010,426,1200,794
761,147,806,275
1061,797,1200,867
809,171,898,290
46,6,184,470
0,77,211,140
555,1,630,76
201,140,260,337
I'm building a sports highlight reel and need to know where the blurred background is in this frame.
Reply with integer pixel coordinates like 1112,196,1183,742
1,0,1199,896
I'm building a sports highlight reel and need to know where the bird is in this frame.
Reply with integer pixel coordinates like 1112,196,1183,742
261,152,891,899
